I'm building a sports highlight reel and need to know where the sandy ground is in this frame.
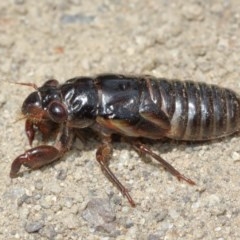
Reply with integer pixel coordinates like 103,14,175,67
1,1,240,239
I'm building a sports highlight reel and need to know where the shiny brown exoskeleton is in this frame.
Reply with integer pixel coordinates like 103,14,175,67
10,74,240,207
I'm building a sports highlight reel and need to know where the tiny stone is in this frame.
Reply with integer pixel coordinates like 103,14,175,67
40,195,55,209
68,0,82,4
0,36,14,48
210,206,226,216
169,209,179,219
197,60,212,72
61,214,79,229
35,179,43,190
14,0,25,4
82,198,116,233
135,35,149,47
17,194,31,206
125,220,134,229
19,207,30,220
211,3,224,14
3,187,26,200
231,152,240,161
215,226,222,231
111,194,122,206
81,59,91,70
182,4,204,21
191,201,200,211
60,13,95,24
39,225,57,239
206,194,220,207
25,221,44,233
192,45,207,57
46,181,61,194
118,150,130,162
56,169,67,180
0,94,6,108
194,229,206,239
217,38,229,51
34,193,42,200
33,205,42,212
148,234,161,240
140,218,146,225
14,5,27,15
73,169,83,181
64,197,74,208
154,210,168,222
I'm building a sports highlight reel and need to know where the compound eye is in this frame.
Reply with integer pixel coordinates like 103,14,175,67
48,101,67,123
22,92,41,115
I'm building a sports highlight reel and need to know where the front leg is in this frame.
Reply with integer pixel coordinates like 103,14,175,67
10,124,73,178
10,146,60,178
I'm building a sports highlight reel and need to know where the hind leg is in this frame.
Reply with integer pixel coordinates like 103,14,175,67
132,141,195,185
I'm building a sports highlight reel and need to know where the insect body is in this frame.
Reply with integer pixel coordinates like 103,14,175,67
10,74,240,207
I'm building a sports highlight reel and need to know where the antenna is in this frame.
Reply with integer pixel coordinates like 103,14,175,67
9,82,38,90
13,115,27,124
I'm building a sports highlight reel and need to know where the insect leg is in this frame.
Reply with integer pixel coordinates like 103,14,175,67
10,145,61,178
96,137,136,207
10,125,73,178
133,142,196,185
25,119,35,146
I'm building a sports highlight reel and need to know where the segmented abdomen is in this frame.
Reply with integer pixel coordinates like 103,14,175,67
158,79,240,140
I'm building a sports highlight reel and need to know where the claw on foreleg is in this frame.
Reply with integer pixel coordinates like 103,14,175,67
10,145,60,178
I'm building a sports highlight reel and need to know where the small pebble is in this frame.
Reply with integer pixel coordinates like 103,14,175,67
64,197,74,208
17,194,31,206
154,210,168,222
19,207,29,220
169,209,179,219
82,198,116,233
182,4,204,21
118,150,130,163
125,220,134,229
34,179,43,191
231,151,240,161
40,225,57,239
14,0,25,4
61,214,79,229
60,13,95,24
46,181,61,194
24,221,44,233
40,195,56,209
211,3,225,14
205,194,220,207
56,169,67,180
148,234,162,240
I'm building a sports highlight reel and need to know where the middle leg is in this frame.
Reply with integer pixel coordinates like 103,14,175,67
96,136,136,207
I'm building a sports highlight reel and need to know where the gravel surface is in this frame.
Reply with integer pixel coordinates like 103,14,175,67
1,1,240,239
